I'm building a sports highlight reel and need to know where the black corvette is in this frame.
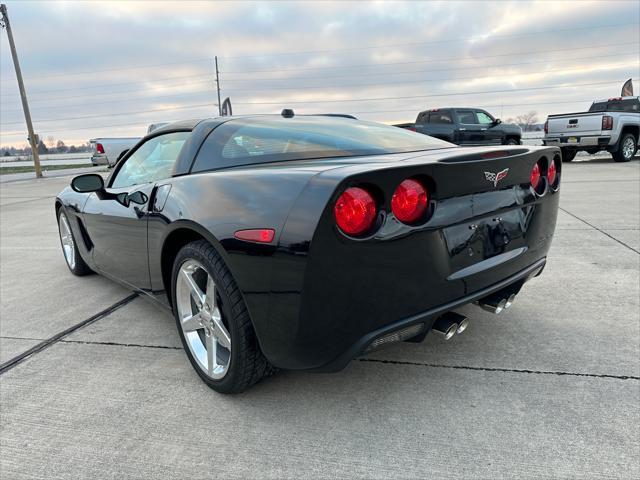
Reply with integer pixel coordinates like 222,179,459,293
56,113,560,393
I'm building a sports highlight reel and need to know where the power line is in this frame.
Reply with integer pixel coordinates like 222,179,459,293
1,102,217,127
2,46,636,106
218,22,639,59
231,79,638,105
221,61,637,93
222,51,639,83
0,72,212,97
221,41,640,76
0,57,212,83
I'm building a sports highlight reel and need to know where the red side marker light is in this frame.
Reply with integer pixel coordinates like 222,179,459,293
234,229,275,243
392,179,428,224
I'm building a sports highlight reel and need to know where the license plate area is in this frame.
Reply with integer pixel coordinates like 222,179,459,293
443,208,529,276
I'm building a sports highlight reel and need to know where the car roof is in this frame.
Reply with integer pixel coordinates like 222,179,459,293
151,113,360,134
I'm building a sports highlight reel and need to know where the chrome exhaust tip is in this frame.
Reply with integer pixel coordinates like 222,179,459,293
456,317,470,334
477,296,508,314
431,312,468,339
504,293,516,309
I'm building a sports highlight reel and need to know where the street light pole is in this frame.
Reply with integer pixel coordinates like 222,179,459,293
1,3,42,178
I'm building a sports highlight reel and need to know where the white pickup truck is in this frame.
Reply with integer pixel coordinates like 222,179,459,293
90,137,140,167
543,96,639,162
89,123,169,166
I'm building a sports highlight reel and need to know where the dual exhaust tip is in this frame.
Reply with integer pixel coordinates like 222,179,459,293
431,312,469,341
476,293,516,315
432,292,518,341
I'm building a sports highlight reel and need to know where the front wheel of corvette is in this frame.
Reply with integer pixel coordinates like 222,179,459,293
172,240,275,393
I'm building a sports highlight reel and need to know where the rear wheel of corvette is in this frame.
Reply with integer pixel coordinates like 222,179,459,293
505,137,519,145
172,240,275,393
57,209,93,276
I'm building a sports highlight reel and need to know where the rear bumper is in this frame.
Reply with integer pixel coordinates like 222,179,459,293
312,258,546,372
544,135,611,148
91,154,109,165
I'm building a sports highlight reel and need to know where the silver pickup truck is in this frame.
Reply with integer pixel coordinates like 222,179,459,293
543,96,639,162
89,123,169,167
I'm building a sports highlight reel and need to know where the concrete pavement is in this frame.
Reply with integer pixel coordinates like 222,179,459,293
1,156,638,479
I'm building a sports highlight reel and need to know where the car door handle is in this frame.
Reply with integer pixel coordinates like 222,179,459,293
459,128,466,131
480,128,487,131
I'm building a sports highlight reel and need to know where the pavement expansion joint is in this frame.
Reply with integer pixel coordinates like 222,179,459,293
558,207,640,254
0,293,138,375
358,358,640,381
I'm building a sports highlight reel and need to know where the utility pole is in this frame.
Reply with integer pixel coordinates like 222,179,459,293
0,4,42,178
214,56,222,116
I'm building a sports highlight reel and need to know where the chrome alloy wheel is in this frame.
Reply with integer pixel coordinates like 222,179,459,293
622,136,635,160
58,213,76,270
176,259,231,380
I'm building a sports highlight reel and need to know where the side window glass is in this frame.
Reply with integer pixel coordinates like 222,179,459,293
476,111,494,124
457,110,477,124
111,132,189,189
428,111,453,124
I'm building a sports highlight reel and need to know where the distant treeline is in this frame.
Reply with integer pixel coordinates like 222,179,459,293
1,139,92,156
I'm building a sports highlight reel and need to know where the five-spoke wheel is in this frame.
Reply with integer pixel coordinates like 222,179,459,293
172,240,275,393
176,259,232,380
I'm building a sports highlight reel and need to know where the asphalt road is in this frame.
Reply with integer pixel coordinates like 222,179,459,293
1,156,638,479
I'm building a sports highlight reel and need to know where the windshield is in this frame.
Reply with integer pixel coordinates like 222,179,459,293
192,116,453,171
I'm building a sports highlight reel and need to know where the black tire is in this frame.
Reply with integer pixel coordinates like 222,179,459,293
612,133,637,163
172,240,275,394
57,209,93,276
561,148,577,162
505,137,520,145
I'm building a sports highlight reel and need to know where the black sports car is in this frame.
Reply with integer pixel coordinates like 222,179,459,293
56,113,560,393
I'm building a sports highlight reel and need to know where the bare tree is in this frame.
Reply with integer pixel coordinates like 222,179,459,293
46,135,55,149
514,111,538,131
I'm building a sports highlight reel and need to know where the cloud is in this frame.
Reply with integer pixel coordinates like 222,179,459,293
1,0,638,146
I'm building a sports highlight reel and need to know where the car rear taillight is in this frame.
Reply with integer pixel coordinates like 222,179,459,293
234,229,275,243
407,127,417,132
391,179,428,224
602,115,613,130
96,143,105,154
547,157,558,187
334,187,377,236
530,162,542,192
544,120,548,135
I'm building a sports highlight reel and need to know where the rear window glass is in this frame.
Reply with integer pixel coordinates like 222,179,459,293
192,117,452,171
589,99,640,112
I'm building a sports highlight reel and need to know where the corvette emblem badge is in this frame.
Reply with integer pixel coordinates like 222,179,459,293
484,168,509,187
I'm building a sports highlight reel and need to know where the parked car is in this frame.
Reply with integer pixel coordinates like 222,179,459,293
56,113,560,393
398,108,522,145
90,137,140,167
543,96,640,162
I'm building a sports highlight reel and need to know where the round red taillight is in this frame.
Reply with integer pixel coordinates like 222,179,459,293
391,179,428,224
530,162,541,191
334,187,377,236
548,158,557,186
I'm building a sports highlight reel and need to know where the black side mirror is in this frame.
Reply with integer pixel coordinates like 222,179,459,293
71,174,104,193
494,118,502,125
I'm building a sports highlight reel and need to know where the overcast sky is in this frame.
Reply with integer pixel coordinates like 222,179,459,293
1,0,639,147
